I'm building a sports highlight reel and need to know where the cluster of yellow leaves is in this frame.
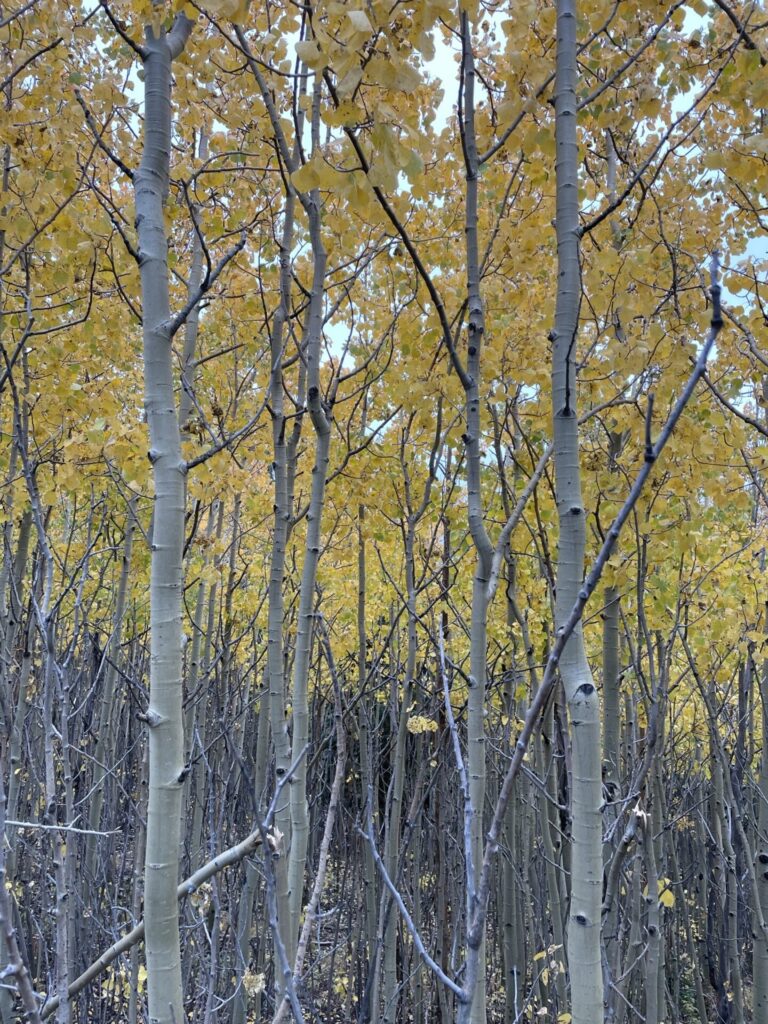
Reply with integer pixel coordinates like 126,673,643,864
643,878,676,909
406,714,439,735
241,969,265,997
99,963,147,998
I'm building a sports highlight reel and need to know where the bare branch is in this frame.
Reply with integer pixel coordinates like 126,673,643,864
73,89,134,179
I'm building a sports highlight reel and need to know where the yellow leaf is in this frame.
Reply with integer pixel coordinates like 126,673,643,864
337,65,363,100
201,0,248,16
295,40,325,69
368,123,400,190
366,55,421,93
659,879,675,908
291,157,321,192
347,10,372,34
322,100,363,127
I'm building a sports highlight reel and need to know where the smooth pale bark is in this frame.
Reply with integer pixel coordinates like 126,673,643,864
134,16,193,1024
459,14,493,1021
235,39,308,980
286,171,329,957
265,187,297,979
552,3,603,1020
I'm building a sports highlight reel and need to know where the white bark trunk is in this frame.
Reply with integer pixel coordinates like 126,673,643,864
134,17,192,1024
552,3,603,1020
286,179,329,956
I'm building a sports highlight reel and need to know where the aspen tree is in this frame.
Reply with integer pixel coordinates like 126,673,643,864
551,2,602,1018
285,89,330,961
132,12,193,1023
458,13,493,1017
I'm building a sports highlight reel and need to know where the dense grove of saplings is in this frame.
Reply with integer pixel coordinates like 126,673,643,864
1,2,768,1024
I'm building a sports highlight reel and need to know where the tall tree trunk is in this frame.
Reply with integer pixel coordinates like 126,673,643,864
459,13,493,1020
265,187,296,987
134,16,193,1024
552,2,603,1020
286,168,330,958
